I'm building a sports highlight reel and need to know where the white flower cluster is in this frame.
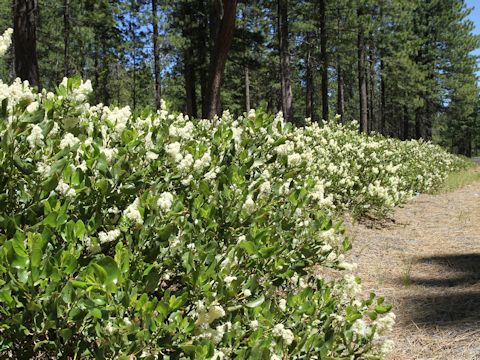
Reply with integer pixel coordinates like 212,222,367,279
98,229,121,244
272,323,295,345
157,192,174,212
55,179,76,197
27,124,44,148
60,133,80,150
123,198,143,225
0,28,12,57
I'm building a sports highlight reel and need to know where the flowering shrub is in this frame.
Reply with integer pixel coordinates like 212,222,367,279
0,28,467,359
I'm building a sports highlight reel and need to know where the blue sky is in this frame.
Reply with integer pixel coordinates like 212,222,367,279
466,0,480,57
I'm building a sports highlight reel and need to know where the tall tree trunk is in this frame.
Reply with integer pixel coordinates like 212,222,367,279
305,32,314,120
278,0,293,122
380,58,386,134
101,42,109,105
152,0,161,110
13,0,40,87
335,7,344,123
245,65,251,112
337,63,345,123
63,0,71,76
198,0,209,118
129,13,137,110
319,0,328,121
184,47,197,118
403,105,409,140
424,98,434,141
357,9,368,133
206,0,237,120
415,107,422,139
94,40,99,97
368,42,375,132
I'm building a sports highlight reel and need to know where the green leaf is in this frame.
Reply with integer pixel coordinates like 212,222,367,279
246,295,265,308
29,233,46,268
239,241,256,255
95,256,121,288
43,212,57,227
375,304,392,314
7,238,29,269
74,220,86,239
90,308,102,319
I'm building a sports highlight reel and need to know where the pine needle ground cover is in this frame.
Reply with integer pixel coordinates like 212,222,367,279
0,29,469,359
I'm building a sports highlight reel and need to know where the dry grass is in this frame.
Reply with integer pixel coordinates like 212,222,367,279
435,165,480,194
346,178,480,360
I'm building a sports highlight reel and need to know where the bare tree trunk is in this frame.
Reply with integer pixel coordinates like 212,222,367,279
184,47,197,118
357,9,368,133
319,0,328,121
198,1,209,118
305,32,314,120
152,0,161,110
403,105,409,140
101,42,110,105
63,0,71,76
206,0,237,119
278,0,293,122
415,108,422,139
368,42,376,132
335,7,344,123
94,40,99,96
380,58,386,134
13,0,40,87
337,62,345,123
245,65,251,112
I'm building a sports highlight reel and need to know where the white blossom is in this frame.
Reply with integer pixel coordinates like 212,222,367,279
26,101,39,113
0,28,13,57
123,198,143,225
56,179,76,197
60,133,80,149
242,195,255,213
98,229,121,244
224,276,237,286
272,323,294,345
157,192,174,212
27,124,44,148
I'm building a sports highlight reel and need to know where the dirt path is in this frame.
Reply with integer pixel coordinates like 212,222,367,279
347,182,480,360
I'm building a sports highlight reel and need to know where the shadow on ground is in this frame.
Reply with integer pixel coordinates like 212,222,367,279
412,254,480,287
400,253,480,327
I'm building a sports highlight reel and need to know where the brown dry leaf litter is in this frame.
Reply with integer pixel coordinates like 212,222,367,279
346,182,480,360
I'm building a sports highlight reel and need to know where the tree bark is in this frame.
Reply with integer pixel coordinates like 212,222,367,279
368,42,376,132
101,41,110,105
319,0,328,121
403,105,409,140
198,0,209,118
63,0,71,76
380,58,386,134
13,0,40,87
278,0,293,122
206,0,237,119
94,40,99,97
335,7,344,123
184,47,197,118
245,65,251,112
337,62,345,123
415,107,422,139
357,9,368,133
152,0,162,110
305,32,314,120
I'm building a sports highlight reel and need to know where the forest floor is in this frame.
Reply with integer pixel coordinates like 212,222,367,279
346,174,480,360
